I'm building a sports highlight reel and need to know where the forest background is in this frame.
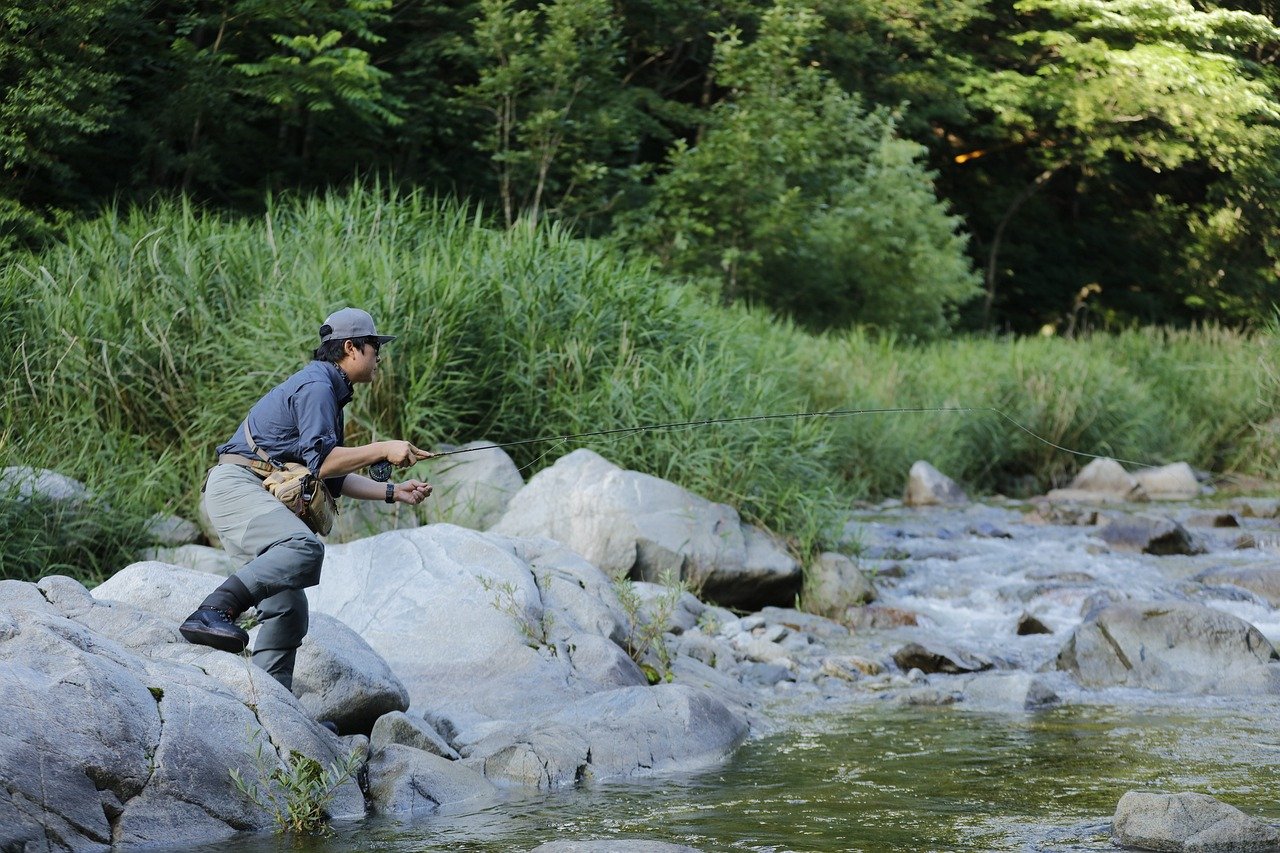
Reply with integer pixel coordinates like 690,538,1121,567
1,0,1278,582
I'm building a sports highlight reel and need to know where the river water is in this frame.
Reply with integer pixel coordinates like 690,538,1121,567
187,497,1280,853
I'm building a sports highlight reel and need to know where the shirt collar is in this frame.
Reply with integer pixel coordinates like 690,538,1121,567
321,361,355,405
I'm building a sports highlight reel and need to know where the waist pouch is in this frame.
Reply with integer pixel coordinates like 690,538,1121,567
240,425,338,536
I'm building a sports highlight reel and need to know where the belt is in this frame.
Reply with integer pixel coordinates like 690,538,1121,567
219,454,270,476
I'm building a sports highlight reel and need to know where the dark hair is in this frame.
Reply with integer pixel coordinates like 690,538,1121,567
313,328,381,363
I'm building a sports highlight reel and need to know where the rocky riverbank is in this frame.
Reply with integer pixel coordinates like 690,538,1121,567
1,450,1278,852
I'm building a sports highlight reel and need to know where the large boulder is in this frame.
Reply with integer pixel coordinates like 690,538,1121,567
92,562,408,733
307,524,750,788
289,614,410,735
1055,601,1280,693
0,576,364,850
1112,791,1280,852
467,684,748,789
491,449,799,610
424,441,525,530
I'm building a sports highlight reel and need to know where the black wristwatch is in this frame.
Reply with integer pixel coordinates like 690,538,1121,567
384,483,395,504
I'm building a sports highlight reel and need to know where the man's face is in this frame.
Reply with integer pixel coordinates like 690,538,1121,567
342,339,381,383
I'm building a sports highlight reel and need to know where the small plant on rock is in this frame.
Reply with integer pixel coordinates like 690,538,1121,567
230,728,363,835
478,575,554,648
612,570,684,684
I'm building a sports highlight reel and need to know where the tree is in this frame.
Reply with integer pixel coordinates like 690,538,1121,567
624,0,980,336
459,0,641,227
961,0,1280,323
0,0,130,246
101,0,400,198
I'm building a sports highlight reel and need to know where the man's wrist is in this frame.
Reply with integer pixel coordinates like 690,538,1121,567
385,483,395,504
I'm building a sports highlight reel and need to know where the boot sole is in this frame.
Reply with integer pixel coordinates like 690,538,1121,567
180,624,249,653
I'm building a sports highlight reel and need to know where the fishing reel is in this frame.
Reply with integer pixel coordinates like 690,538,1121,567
369,460,393,482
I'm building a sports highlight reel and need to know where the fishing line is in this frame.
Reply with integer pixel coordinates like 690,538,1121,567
428,406,1158,470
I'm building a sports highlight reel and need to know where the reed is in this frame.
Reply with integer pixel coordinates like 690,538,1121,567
1,185,1274,582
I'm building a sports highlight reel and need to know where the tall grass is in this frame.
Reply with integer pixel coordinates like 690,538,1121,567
1,185,1275,582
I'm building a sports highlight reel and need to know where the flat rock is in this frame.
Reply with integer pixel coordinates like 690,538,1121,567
1112,791,1280,852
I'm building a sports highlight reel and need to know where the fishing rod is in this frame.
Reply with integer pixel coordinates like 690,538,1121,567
419,405,1159,470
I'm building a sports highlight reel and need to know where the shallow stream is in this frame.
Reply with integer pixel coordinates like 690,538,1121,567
188,497,1280,852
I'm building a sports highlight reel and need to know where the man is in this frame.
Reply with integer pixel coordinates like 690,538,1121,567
179,307,432,691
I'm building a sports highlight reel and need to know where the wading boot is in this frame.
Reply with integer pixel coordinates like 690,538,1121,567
179,577,252,653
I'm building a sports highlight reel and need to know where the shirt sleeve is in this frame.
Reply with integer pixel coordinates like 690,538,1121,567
289,381,340,476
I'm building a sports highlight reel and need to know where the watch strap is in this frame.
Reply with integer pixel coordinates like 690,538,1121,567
384,483,395,504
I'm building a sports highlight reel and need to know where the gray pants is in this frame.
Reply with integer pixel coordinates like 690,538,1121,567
202,464,325,690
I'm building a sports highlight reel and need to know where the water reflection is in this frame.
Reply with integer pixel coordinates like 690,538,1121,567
178,698,1280,853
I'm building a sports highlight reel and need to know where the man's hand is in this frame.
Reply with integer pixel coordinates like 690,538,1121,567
384,441,434,467
393,480,432,505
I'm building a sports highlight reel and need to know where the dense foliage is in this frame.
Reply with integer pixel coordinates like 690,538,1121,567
1,190,1275,581
3,0,1278,332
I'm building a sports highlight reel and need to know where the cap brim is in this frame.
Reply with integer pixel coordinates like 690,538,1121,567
376,335,397,345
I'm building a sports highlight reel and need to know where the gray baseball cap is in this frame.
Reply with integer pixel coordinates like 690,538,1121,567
319,307,396,345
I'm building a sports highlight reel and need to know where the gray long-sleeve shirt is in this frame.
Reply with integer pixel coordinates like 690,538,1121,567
216,360,352,496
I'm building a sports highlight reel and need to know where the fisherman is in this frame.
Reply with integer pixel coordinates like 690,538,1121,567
179,307,433,692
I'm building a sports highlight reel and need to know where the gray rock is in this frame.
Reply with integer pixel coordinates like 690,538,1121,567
138,544,237,576
517,537,629,645
0,577,363,850
562,632,648,691
630,581,705,635
327,498,420,543
1134,463,1202,501
292,613,410,734
956,672,1059,711
1194,567,1280,607
903,461,968,507
741,662,794,686
1098,514,1206,555
1050,458,1145,502
93,562,408,732
1185,512,1240,528
425,440,525,530
92,561,224,623
370,710,460,760
1112,791,1280,852
366,744,496,816
467,684,748,789
892,642,992,675
491,449,799,610
0,466,91,504
757,607,851,641
1055,601,1279,693
308,525,749,785
802,552,876,618
143,513,202,546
